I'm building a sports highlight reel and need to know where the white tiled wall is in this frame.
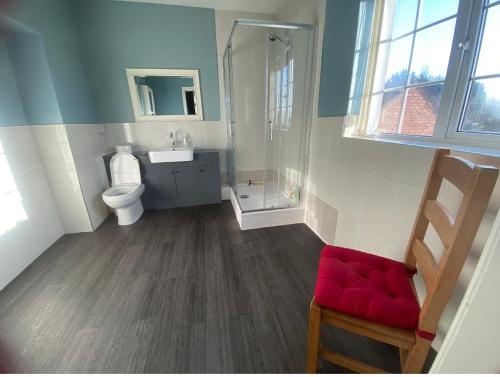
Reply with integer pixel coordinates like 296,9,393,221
31,124,93,233
0,126,64,290
65,124,112,230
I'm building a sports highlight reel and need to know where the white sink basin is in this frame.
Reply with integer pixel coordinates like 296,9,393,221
148,147,194,163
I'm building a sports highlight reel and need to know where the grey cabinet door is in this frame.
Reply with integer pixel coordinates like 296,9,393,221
175,164,221,207
174,166,202,207
145,165,178,209
198,164,221,203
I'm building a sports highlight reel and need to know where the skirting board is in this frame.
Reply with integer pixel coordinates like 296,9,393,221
230,188,305,230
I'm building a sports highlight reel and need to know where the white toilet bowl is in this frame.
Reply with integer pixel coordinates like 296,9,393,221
103,152,145,226
102,183,145,225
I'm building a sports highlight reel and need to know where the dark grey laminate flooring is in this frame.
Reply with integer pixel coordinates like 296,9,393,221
0,202,434,373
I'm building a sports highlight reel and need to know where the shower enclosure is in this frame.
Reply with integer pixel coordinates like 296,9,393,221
223,20,314,216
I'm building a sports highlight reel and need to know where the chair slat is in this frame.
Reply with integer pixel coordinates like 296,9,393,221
423,199,454,248
319,347,388,373
404,149,450,271
436,155,474,192
321,306,416,349
411,239,438,292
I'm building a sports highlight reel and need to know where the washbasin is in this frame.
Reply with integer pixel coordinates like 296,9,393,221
148,147,194,163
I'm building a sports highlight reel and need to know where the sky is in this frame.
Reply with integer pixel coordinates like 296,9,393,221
476,4,500,77
382,0,500,99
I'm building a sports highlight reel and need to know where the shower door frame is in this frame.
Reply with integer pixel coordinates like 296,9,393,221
223,19,314,214
223,39,236,191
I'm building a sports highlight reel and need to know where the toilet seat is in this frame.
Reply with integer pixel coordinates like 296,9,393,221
102,183,144,206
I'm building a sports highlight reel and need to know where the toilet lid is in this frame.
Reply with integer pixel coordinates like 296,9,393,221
110,152,142,186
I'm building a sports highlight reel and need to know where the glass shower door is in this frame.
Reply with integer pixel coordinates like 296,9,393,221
263,28,310,210
264,30,287,210
223,44,236,191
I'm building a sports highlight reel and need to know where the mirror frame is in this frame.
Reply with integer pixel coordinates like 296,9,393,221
126,68,204,122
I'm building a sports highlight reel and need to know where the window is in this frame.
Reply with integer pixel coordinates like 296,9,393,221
0,140,28,236
270,54,294,131
347,0,500,148
452,1,500,137
348,0,374,116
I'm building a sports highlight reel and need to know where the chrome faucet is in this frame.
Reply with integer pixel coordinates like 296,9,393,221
170,132,176,148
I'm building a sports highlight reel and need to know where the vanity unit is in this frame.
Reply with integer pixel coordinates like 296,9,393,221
103,150,221,210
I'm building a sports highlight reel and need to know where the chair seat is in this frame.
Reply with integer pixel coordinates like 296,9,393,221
314,245,420,330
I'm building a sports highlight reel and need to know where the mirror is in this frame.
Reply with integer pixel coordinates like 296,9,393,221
126,68,203,121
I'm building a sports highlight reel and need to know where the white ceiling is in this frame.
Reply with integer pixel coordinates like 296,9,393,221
116,0,288,14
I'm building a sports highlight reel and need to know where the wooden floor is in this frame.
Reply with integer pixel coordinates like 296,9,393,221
0,202,434,373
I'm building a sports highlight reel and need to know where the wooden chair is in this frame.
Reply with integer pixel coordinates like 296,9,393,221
306,149,498,373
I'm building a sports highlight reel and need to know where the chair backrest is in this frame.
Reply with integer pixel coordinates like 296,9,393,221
404,149,498,335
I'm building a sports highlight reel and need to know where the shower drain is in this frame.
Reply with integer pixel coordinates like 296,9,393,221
240,194,250,199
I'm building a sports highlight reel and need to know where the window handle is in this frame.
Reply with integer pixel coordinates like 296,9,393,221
457,40,470,50
457,40,470,67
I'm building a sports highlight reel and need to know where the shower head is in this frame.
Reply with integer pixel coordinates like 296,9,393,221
269,34,289,48
268,34,282,43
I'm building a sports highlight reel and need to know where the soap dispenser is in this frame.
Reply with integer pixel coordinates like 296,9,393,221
182,134,190,147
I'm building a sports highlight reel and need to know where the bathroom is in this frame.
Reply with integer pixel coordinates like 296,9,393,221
1,0,500,373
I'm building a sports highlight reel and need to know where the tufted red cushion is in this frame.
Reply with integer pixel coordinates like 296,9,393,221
314,245,420,330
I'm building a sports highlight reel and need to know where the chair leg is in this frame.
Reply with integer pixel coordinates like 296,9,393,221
306,299,322,373
402,335,432,373
399,347,408,371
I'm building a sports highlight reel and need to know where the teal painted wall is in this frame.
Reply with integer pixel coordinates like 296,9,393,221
0,39,27,126
7,31,63,125
73,0,220,122
145,76,194,115
318,0,360,117
5,0,98,125
0,0,220,126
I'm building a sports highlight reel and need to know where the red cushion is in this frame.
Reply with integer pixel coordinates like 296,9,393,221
314,245,420,330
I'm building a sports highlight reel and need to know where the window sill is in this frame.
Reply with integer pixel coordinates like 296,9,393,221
345,134,500,158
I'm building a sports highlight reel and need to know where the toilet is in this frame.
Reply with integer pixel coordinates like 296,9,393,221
102,152,145,226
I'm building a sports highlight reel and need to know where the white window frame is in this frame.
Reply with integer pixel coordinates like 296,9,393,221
277,57,294,131
347,0,500,152
445,0,500,147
